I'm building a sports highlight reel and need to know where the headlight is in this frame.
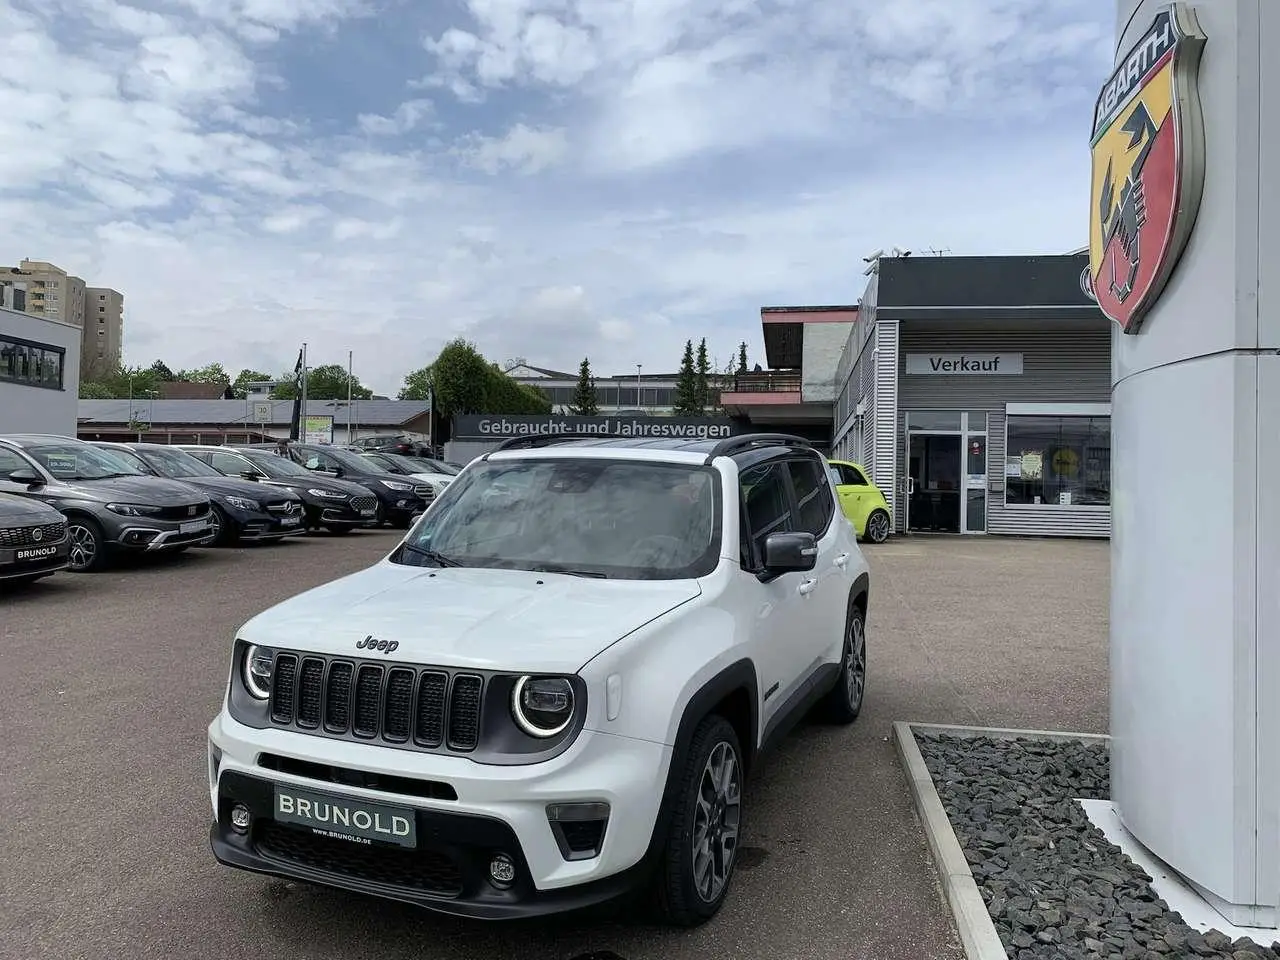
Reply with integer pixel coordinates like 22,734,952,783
105,502,162,516
511,676,575,737
307,488,347,499
224,496,260,511
242,644,275,700
380,479,413,491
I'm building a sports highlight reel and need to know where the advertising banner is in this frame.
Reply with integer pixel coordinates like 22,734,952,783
452,414,742,443
303,415,334,444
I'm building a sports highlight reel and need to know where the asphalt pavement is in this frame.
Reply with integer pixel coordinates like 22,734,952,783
0,530,1108,960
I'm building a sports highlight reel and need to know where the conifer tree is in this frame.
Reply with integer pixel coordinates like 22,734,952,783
569,357,599,415
694,338,712,415
673,340,699,416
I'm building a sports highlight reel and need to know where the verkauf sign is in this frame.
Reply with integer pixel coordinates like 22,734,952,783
453,414,742,442
904,353,1024,375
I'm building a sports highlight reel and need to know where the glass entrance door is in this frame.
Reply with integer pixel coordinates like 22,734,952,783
904,411,988,535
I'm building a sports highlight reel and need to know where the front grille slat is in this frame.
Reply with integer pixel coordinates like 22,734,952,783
447,675,483,751
353,665,384,738
0,521,66,548
266,653,495,756
296,658,325,728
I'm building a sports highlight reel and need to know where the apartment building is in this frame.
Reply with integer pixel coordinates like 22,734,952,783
0,259,122,379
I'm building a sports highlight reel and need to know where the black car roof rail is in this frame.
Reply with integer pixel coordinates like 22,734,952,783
483,432,633,457
702,433,815,464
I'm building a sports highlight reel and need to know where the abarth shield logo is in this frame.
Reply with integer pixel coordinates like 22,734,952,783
1083,2,1207,334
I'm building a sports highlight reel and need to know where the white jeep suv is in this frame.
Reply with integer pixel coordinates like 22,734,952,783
207,432,871,926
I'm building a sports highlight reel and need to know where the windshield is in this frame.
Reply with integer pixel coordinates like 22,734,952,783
28,443,146,480
406,456,459,475
138,446,222,479
242,451,313,477
393,457,722,580
309,446,384,474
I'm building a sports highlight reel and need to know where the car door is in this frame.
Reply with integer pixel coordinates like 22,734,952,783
785,456,851,670
737,459,814,734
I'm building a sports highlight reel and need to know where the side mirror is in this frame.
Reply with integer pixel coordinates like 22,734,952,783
332,466,345,478
762,531,818,574
8,468,44,487
239,471,259,481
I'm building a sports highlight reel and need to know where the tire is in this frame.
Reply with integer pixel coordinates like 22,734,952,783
66,516,107,572
208,505,235,545
821,600,867,724
864,509,891,544
654,714,744,927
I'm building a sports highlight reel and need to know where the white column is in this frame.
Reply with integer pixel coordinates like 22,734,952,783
1108,0,1280,927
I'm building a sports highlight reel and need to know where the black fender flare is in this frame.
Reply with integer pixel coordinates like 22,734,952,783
640,658,759,867
850,571,869,612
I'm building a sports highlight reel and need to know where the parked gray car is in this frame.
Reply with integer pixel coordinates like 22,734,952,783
0,434,215,572
0,492,70,585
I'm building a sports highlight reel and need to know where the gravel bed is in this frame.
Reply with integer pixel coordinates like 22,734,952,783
913,732,1280,960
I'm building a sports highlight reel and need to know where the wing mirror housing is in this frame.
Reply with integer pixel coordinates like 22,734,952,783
761,531,818,575
8,468,45,487
239,471,259,482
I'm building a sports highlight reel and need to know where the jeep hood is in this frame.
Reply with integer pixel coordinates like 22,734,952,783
238,562,701,674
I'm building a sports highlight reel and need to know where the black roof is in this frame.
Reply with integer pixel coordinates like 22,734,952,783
483,432,821,465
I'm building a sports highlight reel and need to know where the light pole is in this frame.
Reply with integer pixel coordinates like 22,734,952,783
635,363,642,412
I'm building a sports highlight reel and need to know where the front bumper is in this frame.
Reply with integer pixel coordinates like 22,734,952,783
207,712,670,918
0,537,70,579
232,509,307,541
109,518,216,551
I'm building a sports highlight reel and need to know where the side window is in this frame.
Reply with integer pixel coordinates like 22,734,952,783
210,452,248,475
0,448,30,476
838,464,868,486
787,458,833,536
739,462,793,568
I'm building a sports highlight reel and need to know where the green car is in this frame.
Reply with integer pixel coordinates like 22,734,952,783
826,459,892,543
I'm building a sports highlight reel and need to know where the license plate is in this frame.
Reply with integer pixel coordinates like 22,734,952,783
359,508,375,517
180,520,208,534
16,545,59,561
279,517,300,527
273,785,417,849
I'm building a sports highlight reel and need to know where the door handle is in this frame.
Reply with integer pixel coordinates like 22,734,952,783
834,553,849,568
797,578,817,596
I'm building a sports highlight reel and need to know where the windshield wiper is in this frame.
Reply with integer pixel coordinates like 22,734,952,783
527,564,608,579
398,543,465,568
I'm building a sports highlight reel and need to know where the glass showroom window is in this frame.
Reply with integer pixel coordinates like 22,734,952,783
1005,415,1111,507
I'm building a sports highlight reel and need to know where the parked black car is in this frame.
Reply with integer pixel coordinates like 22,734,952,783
0,435,214,572
352,433,434,457
91,442,306,545
177,445,380,535
254,442,430,528
0,492,70,585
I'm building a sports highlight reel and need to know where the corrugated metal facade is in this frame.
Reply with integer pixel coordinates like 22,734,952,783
894,323,1112,538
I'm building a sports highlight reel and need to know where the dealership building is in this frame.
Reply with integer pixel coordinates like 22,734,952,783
1,305,81,435
830,252,1111,538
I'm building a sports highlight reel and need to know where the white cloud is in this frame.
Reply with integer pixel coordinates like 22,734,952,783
0,0,1115,396
455,123,568,175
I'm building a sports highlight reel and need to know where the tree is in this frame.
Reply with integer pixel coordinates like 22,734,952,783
398,366,432,401
694,338,712,415
79,363,162,399
148,360,176,381
272,363,373,400
231,369,273,399
176,362,231,385
428,339,492,417
736,341,749,375
673,340,699,416
568,358,599,415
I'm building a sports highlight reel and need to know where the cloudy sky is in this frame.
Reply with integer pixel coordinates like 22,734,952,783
0,0,1115,395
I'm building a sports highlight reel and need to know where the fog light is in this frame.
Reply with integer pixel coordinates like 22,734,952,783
230,804,252,833
488,853,516,887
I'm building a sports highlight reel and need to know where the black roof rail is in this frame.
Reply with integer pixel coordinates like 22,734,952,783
483,432,632,457
702,433,815,464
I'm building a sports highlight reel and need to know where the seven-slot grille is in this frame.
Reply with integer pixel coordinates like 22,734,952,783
0,520,66,548
350,496,377,513
268,652,484,752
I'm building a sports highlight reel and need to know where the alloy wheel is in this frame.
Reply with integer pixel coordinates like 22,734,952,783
692,740,741,904
209,509,223,542
845,614,867,711
67,524,98,571
866,511,890,543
